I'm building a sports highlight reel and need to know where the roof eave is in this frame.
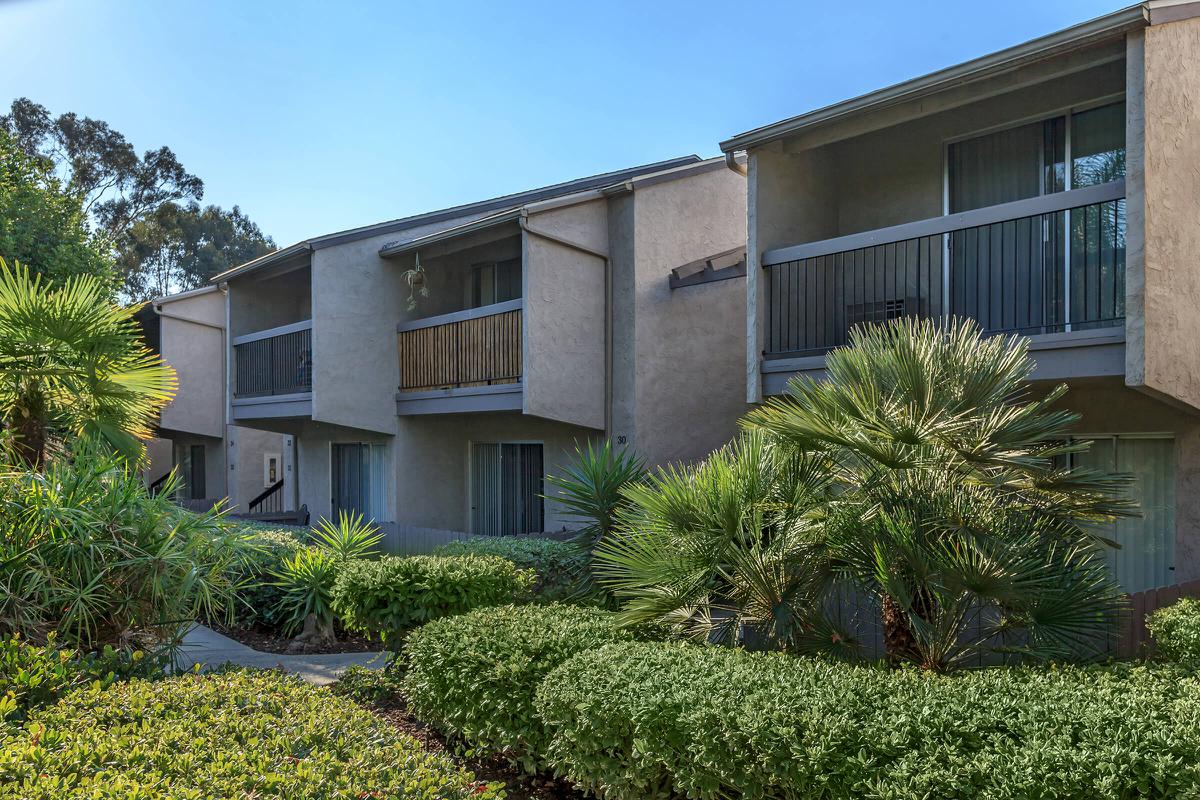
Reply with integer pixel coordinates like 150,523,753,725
378,209,523,258
719,4,1148,153
209,242,313,284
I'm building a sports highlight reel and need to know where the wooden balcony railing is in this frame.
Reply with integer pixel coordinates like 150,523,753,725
397,299,522,392
233,320,313,398
762,181,1126,358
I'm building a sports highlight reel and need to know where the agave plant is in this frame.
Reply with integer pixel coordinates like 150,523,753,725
273,512,382,643
0,258,176,469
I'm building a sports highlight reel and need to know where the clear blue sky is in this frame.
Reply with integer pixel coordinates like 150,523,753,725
2,0,1127,247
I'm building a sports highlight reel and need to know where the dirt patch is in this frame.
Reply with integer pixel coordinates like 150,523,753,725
365,695,584,799
214,624,378,654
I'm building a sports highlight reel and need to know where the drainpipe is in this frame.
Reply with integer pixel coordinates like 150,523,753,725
725,150,748,176
518,211,613,437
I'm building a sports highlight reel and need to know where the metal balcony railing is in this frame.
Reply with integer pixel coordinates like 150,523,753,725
233,320,313,398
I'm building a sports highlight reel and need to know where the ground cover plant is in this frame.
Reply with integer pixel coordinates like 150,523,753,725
0,669,501,799
403,603,634,773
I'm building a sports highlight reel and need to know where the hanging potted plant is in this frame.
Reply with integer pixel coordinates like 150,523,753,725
402,253,429,312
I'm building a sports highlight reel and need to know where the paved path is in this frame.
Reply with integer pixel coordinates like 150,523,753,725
180,624,385,685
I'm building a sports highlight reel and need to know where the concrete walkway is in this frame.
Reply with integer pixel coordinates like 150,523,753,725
180,624,385,685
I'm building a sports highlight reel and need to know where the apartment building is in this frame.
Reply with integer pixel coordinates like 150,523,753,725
720,1,1200,593
214,156,746,539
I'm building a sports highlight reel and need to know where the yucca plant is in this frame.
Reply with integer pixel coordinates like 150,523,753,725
273,511,382,644
0,258,176,469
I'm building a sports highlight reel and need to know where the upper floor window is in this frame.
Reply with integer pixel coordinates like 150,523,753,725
471,258,521,307
948,101,1125,213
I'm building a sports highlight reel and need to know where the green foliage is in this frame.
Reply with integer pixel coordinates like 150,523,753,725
0,258,176,467
546,440,644,554
330,662,406,707
1148,597,1200,666
271,513,381,637
332,555,534,652
537,640,1200,800
435,536,588,601
0,132,111,287
0,670,501,799
0,634,162,722
220,523,306,629
0,451,248,650
601,318,1135,670
404,604,633,772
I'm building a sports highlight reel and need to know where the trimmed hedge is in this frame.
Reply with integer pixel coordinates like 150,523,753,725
1149,597,1200,666
331,554,534,650
404,603,633,772
536,641,1200,800
0,670,500,799
435,536,586,601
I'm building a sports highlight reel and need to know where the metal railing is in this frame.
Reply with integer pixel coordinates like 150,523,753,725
397,300,522,392
233,321,312,398
248,479,284,515
763,181,1126,358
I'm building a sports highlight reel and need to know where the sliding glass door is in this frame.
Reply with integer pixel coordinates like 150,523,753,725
331,443,388,522
471,442,544,536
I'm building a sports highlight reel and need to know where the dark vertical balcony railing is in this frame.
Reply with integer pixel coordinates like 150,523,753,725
762,181,1126,358
233,321,313,398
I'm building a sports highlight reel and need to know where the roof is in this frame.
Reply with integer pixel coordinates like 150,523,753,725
378,155,737,258
719,4,1150,153
210,155,703,282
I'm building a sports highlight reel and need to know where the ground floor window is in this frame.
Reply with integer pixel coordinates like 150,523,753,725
471,442,543,536
1067,434,1175,594
331,443,388,522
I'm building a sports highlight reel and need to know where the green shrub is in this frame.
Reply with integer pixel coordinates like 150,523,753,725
435,536,587,600
1149,597,1200,666
330,663,405,707
0,634,163,722
0,453,249,650
332,554,533,651
0,670,501,799
222,523,306,629
536,641,1200,800
404,603,632,772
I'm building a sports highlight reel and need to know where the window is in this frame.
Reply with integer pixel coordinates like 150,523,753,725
947,102,1124,213
471,258,521,307
471,442,543,536
331,443,388,522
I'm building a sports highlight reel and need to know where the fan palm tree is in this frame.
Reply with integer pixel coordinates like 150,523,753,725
742,316,1136,669
0,258,176,469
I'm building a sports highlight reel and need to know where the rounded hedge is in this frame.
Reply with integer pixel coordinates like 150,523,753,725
435,536,586,601
331,554,533,650
403,603,633,772
0,670,500,799
1148,597,1200,666
536,641,1200,800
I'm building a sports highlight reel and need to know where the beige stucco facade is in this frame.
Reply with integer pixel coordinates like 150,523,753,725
728,4,1200,592
220,157,746,541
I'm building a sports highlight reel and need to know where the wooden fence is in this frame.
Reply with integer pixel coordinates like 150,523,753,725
1116,578,1200,658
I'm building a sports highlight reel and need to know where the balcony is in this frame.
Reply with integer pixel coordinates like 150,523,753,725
231,320,314,420
760,182,1127,393
395,299,523,415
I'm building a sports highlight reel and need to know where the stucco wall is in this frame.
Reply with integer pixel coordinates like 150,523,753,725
1044,379,1200,583
623,166,747,466
310,233,404,435
228,265,311,338
393,412,598,533
227,426,291,512
295,420,393,524
158,290,225,439
522,199,608,430
1130,16,1200,412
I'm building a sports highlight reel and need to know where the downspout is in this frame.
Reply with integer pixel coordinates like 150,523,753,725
518,211,614,437
725,150,748,176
